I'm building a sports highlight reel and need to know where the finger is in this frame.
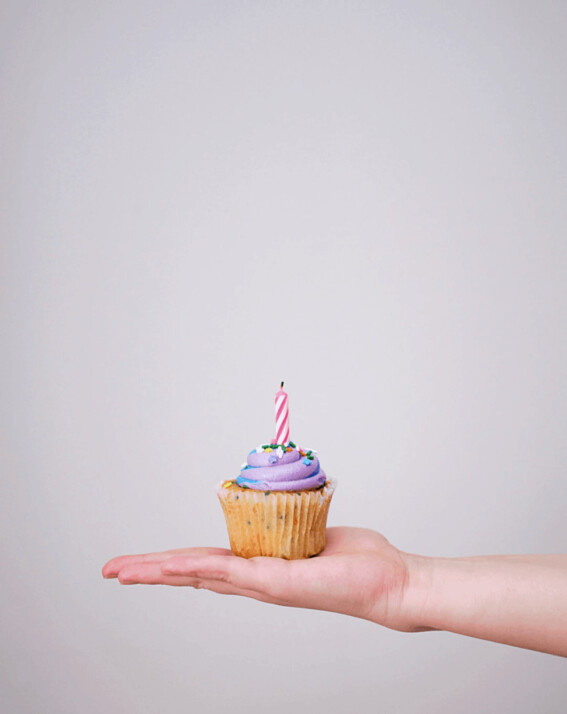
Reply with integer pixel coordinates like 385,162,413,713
118,563,287,605
161,554,301,600
117,563,288,604
117,563,197,586
194,578,288,605
161,555,237,582
102,547,232,579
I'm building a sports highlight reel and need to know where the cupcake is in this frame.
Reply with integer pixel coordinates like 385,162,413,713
216,385,335,559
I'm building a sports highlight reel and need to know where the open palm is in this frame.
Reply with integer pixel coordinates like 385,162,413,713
103,527,413,631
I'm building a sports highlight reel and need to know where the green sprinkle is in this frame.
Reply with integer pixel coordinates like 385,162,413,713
289,441,296,448
264,491,271,496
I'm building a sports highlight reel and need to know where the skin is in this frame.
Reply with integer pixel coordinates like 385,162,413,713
102,526,567,657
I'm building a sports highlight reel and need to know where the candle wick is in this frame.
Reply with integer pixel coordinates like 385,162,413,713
281,381,284,388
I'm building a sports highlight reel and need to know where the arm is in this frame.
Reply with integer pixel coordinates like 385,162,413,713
102,527,567,657
403,552,567,657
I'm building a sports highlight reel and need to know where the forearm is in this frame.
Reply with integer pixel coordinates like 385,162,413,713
402,553,567,657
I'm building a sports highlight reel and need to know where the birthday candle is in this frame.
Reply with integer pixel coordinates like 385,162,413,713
275,382,290,444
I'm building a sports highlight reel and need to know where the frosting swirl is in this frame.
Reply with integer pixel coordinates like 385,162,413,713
236,443,326,491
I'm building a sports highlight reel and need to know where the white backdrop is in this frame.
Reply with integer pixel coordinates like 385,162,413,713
2,1,566,712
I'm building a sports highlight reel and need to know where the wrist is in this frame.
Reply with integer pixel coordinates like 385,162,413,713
397,551,439,632
364,549,440,633
391,550,567,656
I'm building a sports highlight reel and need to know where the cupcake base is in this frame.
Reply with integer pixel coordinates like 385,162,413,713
216,480,335,559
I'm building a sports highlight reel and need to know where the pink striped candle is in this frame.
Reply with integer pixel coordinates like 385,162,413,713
275,382,290,444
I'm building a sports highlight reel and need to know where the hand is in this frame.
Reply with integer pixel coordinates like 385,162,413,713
102,527,415,631
103,529,567,655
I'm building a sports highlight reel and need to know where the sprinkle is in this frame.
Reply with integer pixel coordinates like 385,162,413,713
241,462,248,469
265,447,273,452
289,441,296,448
286,447,293,452
222,480,233,488
302,457,311,465
242,484,249,489
299,450,306,457
264,491,271,496
268,454,277,464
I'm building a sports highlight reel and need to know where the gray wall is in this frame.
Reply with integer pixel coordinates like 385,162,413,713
2,1,566,712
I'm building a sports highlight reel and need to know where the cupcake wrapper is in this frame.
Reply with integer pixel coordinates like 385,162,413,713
216,480,336,559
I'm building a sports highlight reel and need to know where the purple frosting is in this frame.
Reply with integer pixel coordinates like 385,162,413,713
236,445,326,491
